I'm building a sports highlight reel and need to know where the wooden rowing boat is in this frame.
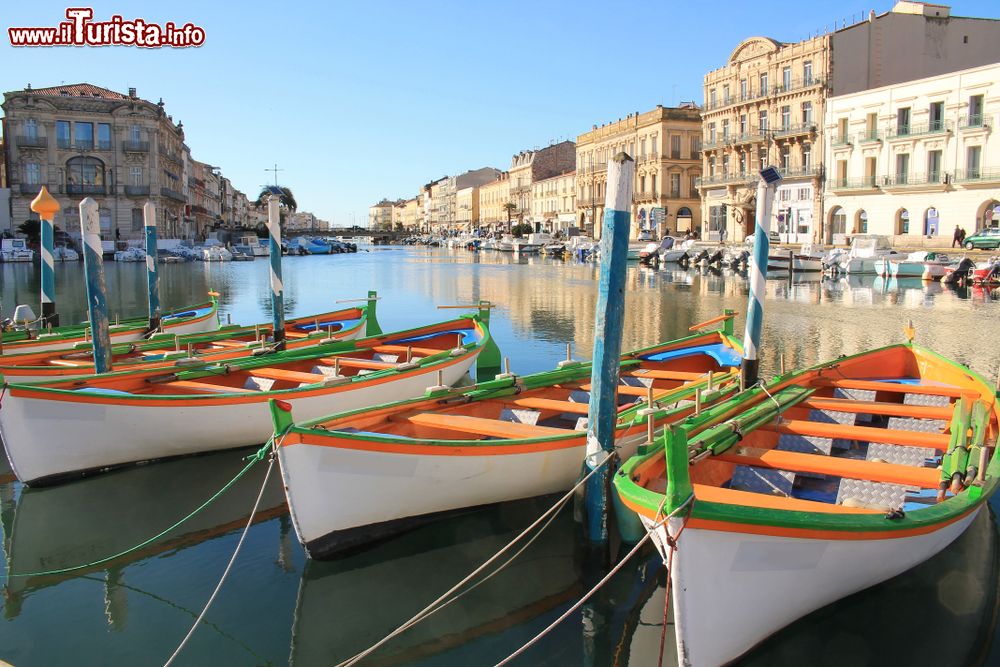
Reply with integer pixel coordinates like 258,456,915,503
0,301,377,382
268,325,744,558
613,342,1000,666
0,313,499,486
0,296,221,355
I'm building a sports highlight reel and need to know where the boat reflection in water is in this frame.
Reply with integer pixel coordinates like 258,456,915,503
289,498,583,666
1,448,287,621
619,505,1000,666
743,506,1000,665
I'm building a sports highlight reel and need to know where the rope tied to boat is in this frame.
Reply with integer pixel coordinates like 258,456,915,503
495,493,696,667
2,438,276,580
657,494,696,667
334,447,623,667
161,435,281,666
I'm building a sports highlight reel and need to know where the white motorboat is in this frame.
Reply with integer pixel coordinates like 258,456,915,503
54,245,80,261
875,251,951,280
0,238,33,263
198,241,233,262
235,235,268,257
768,242,825,272
826,235,901,275
113,246,146,262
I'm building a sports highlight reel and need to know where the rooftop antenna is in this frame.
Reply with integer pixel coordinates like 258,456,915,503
265,163,284,187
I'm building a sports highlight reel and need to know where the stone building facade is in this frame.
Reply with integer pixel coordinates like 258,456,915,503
824,61,1000,244
1,83,191,240
531,171,576,233
508,141,575,226
699,35,829,243
479,172,511,229
576,105,702,240
368,198,395,229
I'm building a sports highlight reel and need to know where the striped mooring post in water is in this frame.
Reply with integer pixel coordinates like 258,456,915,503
741,165,782,389
31,186,61,327
266,191,286,350
584,152,635,543
79,197,113,373
143,202,161,331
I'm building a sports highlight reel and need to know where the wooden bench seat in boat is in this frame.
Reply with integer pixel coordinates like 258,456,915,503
799,397,953,421
318,357,397,371
811,378,971,399
373,344,448,357
762,419,950,451
623,369,706,381
578,383,655,397
47,359,91,367
169,380,256,393
285,331,311,339
715,446,938,488
207,340,250,349
393,412,569,439
246,367,328,384
504,397,591,415
693,483,879,514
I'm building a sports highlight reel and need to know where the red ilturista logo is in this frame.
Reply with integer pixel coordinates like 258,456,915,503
8,7,206,48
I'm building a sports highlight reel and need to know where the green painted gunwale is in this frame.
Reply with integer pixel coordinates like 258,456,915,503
0,298,219,344
613,342,1000,536
0,306,369,378
278,329,744,451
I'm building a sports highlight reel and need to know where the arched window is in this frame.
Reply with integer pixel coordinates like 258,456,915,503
677,207,692,218
856,210,868,234
924,207,939,236
896,209,910,235
978,200,999,231
66,156,106,194
829,206,846,235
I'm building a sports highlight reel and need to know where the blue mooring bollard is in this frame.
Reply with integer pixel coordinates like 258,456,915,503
584,152,635,543
143,202,161,331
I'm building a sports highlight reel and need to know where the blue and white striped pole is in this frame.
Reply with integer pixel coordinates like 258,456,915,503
31,186,61,327
741,166,782,388
584,152,635,544
143,202,161,331
267,193,286,350
79,197,112,373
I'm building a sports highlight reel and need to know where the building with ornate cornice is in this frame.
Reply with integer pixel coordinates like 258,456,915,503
1,83,191,239
576,105,702,240
699,35,829,243
699,2,1000,244
508,141,575,229
479,172,511,229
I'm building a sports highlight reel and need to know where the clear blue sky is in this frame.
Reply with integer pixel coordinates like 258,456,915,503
2,0,997,225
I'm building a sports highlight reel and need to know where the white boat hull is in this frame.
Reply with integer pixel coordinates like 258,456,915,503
767,255,824,272
0,353,477,485
643,508,979,666
280,428,651,556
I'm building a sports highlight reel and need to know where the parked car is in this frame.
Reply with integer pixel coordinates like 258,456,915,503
964,227,1000,250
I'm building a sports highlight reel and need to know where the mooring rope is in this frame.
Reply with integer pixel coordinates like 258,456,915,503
161,442,278,667
3,440,273,580
334,447,620,667
495,493,695,667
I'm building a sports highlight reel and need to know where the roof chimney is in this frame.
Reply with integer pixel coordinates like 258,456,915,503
128,87,137,98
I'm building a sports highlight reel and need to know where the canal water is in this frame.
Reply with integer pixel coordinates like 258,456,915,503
1,246,999,666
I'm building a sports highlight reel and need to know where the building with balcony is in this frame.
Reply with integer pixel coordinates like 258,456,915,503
1,83,191,239
824,61,1000,244
369,198,395,230
531,171,576,234
577,105,701,240
699,2,1000,243
699,34,828,243
455,186,479,229
392,197,420,230
479,172,511,229
507,141,575,229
